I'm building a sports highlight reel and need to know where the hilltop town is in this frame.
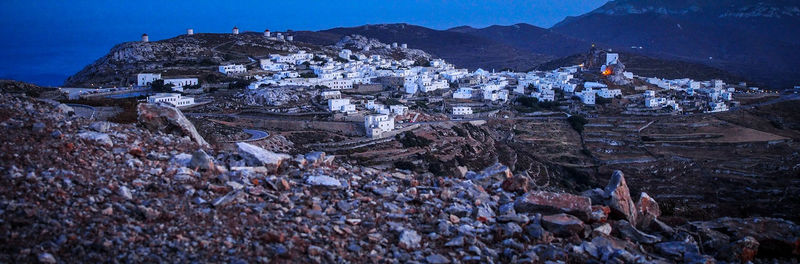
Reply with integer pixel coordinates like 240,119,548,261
2,26,800,263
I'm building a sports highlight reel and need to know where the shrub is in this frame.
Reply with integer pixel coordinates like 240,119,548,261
151,80,174,92
567,115,588,133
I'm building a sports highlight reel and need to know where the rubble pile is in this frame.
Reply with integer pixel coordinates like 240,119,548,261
1,94,798,263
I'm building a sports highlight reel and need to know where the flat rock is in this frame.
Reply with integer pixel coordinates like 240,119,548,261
514,191,591,221
306,175,342,188
426,254,450,264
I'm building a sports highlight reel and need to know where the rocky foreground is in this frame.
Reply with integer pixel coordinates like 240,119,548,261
0,93,799,263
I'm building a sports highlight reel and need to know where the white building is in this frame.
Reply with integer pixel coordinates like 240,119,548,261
328,98,355,113
708,101,729,113
219,64,247,75
137,73,161,87
532,89,555,102
645,98,667,108
163,78,199,92
260,59,290,71
364,114,394,138
579,90,596,105
320,90,341,99
147,93,195,107
452,106,473,116
606,53,619,65
453,88,473,99
389,105,408,116
596,88,622,99
320,79,354,90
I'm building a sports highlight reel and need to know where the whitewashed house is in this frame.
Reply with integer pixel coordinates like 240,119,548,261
147,93,195,107
579,90,596,105
219,64,246,75
364,114,395,138
596,88,622,99
708,101,729,112
452,106,473,116
328,98,355,113
320,90,341,99
453,88,474,99
389,105,408,115
532,89,555,102
137,73,162,86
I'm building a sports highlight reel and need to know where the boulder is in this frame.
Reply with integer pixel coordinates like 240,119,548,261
189,149,214,171
636,192,660,229
237,142,290,170
78,131,113,147
398,229,421,250
604,170,637,224
514,191,592,221
580,188,606,205
137,102,209,147
541,213,585,237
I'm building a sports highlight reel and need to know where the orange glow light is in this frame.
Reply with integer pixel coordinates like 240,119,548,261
602,68,613,76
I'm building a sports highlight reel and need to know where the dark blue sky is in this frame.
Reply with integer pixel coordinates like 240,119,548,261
0,0,608,86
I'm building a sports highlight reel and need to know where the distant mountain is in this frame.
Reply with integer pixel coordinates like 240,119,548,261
551,0,800,88
446,23,590,58
536,51,748,84
295,23,555,71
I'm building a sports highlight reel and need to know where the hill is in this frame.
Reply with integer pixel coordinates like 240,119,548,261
447,23,590,58
551,0,800,89
64,33,431,88
301,23,554,71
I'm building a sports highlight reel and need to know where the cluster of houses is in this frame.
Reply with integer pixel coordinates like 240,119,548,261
134,28,748,138
642,77,735,113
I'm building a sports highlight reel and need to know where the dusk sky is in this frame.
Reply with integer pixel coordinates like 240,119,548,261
0,0,608,86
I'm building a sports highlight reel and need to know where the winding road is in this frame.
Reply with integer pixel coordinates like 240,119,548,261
241,129,270,142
